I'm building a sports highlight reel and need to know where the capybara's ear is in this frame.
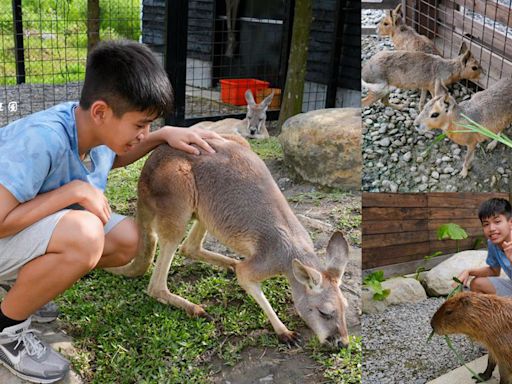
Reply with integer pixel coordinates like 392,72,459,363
460,295,472,307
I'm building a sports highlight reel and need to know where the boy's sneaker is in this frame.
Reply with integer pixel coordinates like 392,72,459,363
32,302,60,324
0,318,69,383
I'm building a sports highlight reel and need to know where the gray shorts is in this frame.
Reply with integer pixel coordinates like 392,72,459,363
488,276,512,296
0,210,126,281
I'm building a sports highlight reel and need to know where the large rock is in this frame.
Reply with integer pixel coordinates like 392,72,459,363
422,250,502,296
278,108,361,190
362,277,427,314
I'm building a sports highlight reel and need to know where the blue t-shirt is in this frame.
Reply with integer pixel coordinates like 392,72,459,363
486,239,512,279
0,102,116,203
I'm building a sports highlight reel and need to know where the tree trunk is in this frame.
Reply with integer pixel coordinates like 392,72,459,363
277,0,312,131
87,0,100,53
225,0,240,58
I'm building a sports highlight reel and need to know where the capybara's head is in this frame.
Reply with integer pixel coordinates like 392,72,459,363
431,292,496,338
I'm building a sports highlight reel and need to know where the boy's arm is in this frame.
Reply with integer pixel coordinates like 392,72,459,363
457,265,500,286
0,181,111,238
112,126,222,169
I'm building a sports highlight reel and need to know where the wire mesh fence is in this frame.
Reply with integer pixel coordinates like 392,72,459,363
0,0,141,126
403,0,512,92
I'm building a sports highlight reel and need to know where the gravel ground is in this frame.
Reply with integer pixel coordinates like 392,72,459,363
362,298,486,384
361,13,512,193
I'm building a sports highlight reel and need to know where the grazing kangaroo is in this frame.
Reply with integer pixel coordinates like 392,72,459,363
415,78,512,177
193,90,273,139
362,43,482,110
108,134,351,349
377,3,442,108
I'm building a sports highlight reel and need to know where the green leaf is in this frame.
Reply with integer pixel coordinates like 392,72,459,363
437,223,468,241
373,289,390,301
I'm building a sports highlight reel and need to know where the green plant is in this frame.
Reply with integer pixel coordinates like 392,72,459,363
457,113,512,149
437,223,468,252
414,251,443,280
363,270,390,301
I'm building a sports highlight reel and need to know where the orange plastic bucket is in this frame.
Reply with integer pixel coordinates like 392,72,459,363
220,78,270,106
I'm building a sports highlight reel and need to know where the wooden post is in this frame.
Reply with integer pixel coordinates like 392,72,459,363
87,0,100,53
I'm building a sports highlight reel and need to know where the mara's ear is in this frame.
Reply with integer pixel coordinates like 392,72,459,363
459,41,469,55
461,49,472,65
393,2,402,15
245,89,256,106
434,79,448,97
260,91,274,109
325,231,349,280
292,259,323,290
442,94,456,113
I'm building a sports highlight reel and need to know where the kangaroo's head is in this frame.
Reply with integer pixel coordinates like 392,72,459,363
377,4,401,36
458,44,482,81
415,79,457,133
290,231,350,350
242,89,273,139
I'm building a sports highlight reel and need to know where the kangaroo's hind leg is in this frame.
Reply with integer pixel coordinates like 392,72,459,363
148,211,209,318
106,197,157,277
180,220,239,270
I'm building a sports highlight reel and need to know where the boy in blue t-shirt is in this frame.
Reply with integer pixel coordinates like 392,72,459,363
458,198,512,295
0,40,220,383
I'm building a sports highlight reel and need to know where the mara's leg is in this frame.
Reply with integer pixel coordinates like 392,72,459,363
460,144,476,178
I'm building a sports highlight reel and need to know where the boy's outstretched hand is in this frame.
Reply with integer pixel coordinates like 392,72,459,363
454,269,470,287
504,229,512,262
162,126,223,155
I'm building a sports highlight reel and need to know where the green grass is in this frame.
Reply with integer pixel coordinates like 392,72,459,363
249,137,283,160
0,0,140,85
56,144,361,383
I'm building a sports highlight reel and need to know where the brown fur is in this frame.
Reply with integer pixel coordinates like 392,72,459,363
377,3,441,109
362,48,482,110
415,78,512,177
378,4,440,55
108,135,351,349
431,292,512,384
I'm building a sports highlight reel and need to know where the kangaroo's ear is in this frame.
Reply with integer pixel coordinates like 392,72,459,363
245,89,256,106
261,91,274,109
392,3,402,24
325,231,349,280
292,259,323,290
434,79,448,97
461,49,472,65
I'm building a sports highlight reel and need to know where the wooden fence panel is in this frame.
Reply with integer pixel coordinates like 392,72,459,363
362,192,510,270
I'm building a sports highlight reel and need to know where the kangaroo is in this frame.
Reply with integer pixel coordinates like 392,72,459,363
362,44,482,110
415,78,512,177
377,3,442,109
193,90,273,139
108,134,351,350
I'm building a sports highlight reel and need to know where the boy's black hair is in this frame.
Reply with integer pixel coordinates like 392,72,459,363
478,198,512,221
80,40,174,118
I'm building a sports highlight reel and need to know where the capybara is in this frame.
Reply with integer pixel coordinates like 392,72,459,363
431,292,512,384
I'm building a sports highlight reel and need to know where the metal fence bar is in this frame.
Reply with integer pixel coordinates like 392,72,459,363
12,0,25,84
326,0,344,107
164,0,188,125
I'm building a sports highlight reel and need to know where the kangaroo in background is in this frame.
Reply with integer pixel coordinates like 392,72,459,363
108,134,351,349
362,43,482,110
415,78,512,177
193,90,273,139
377,3,442,109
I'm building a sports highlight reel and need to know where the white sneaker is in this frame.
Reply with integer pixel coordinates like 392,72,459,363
0,318,69,383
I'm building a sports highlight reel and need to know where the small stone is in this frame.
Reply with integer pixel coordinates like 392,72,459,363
416,156,424,163
379,138,391,147
441,156,451,162
443,166,454,174
403,152,412,162
431,171,440,179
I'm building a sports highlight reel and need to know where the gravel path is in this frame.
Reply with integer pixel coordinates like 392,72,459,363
361,14,512,193
362,298,486,384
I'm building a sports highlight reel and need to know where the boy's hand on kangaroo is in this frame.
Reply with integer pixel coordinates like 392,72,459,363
72,180,111,224
163,126,222,155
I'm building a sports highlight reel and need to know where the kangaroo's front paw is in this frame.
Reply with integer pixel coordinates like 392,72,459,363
278,330,301,348
460,168,468,178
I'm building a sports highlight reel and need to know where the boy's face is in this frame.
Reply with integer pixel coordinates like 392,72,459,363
102,109,156,155
481,214,512,246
